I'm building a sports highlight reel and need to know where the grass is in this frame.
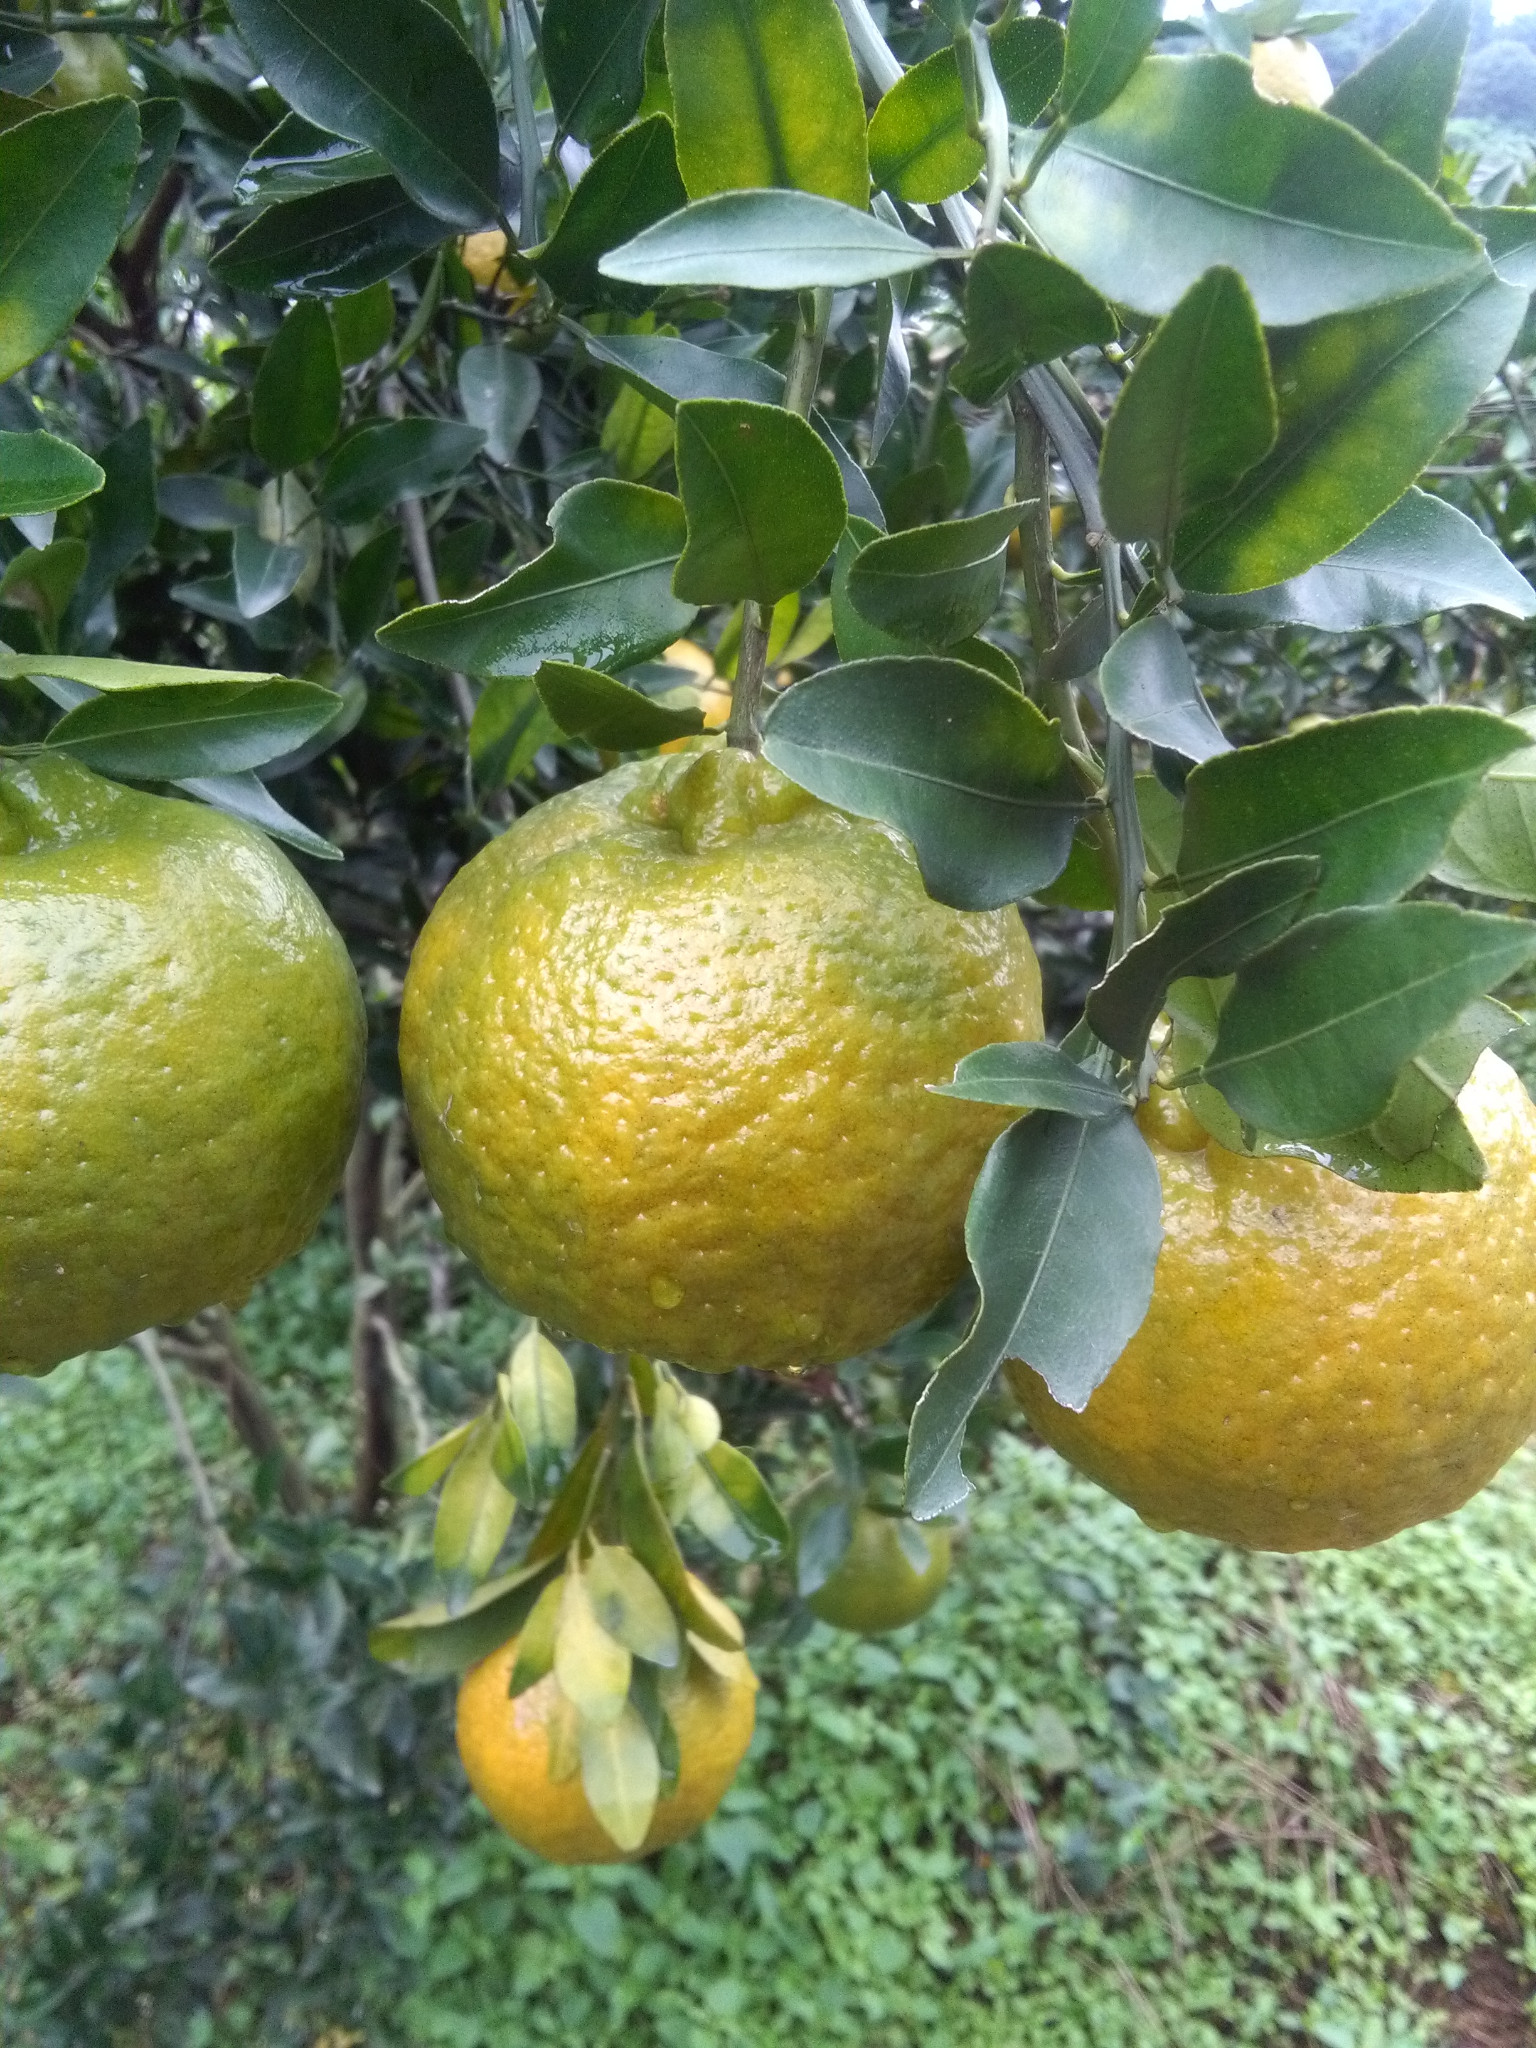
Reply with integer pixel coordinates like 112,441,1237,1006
5,1239,1536,2045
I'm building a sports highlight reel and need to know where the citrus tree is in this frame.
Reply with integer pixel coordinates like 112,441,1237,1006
6,0,1536,1865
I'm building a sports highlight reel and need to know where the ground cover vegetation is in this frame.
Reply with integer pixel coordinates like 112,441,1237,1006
7,0,1536,2033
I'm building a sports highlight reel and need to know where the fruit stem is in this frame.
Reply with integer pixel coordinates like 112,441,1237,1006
727,290,832,753
1098,544,1146,971
1009,389,1092,761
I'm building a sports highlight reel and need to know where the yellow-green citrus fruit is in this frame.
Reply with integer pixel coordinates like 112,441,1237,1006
0,758,364,1374
456,1637,756,1865
796,1478,952,1634
40,31,138,103
1007,1053,1536,1552
400,747,1043,1373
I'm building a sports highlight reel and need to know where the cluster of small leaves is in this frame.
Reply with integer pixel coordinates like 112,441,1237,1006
373,1332,782,1852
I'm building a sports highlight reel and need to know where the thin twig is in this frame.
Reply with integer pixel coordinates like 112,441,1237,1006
133,1330,242,1577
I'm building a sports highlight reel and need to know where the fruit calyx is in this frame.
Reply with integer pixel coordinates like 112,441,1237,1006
633,744,817,854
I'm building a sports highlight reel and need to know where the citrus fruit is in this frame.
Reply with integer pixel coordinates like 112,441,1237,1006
0,758,365,1375
399,745,1043,1374
40,30,137,104
456,1637,756,1864
794,1477,952,1634
1007,1053,1536,1552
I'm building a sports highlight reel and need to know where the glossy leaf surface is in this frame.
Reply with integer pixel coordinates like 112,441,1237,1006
535,660,706,749
544,0,661,145
213,176,445,295
0,431,104,518
1097,616,1231,763
932,1040,1127,1116
673,399,846,606
843,505,1023,651
951,244,1117,405
600,190,935,291
868,47,984,204
318,419,485,522
44,678,344,780
457,344,541,466
535,114,687,310
251,298,341,473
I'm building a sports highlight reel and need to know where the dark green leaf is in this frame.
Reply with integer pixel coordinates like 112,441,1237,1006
75,417,156,623
1039,595,1111,683
1025,54,1482,323
44,678,344,780
794,1492,855,1597
127,98,182,231
1203,903,1536,1138
1098,616,1230,764
1327,0,1468,185
468,675,561,788
534,659,706,749
337,528,402,642
0,98,140,382
1462,206,1536,292
583,330,884,526
905,1109,1162,1517
617,1442,744,1650
599,189,935,291
331,279,396,365
951,244,1116,405
380,479,696,677
932,1039,1128,1115
0,431,103,519
673,399,846,606
761,655,1082,910
226,0,500,227
0,27,61,97
843,505,1022,651
831,516,909,659
232,529,306,618
212,176,444,296
1366,996,1512,1165
1177,704,1529,911
318,419,485,522
545,0,660,146
368,1559,554,1677
665,0,869,208
990,13,1066,125
1434,708,1536,901
158,473,261,532
868,47,984,205
0,538,84,631
1059,0,1164,124
536,115,688,310
174,770,344,860
1181,487,1536,629
1100,267,1275,552
458,343,541,465
700,1442,790,1553
1087,855,1321,1059
235,111,388,205
252,299,342,473
1173,267,1526,594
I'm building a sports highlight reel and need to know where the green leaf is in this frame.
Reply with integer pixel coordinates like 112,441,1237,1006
432,1410,516,1580
225,0,500,228
235,112,389,206
318,419,485,522
0,27,61,97
158,473,262,532
761,655,1082,911
1462,206,1536,292
468,675,561,787
931,1039,1128,1116
252,299,342,473
1100,267,1275,553
0,431,103,519
1203,903,1536,1139
535,659,706,749
1086,855,1322,1059
127,97,183,232
831,516,909,659
1177,705,1530,912
1327,0,1468,185
331,279,395,364
504,1323,579,1474
1024,54,1483,323
599,189,935,291
457,343,541,466
1175,267,1526,594
1039,595,1111,684
583,329,884,526
337,528,402,642
1059,0,1165,125
672,399,846,606
381,480,695,677
75,417,157,624
1365,996,1511,1167
535,114,688,311
868,47,985,205
544,0,661,146
580,1701,660,1853
0,654,297,692
1098,616,1230,764
905,1109,1162,1518
555,1570,632,1725
585,1544,683,1666
665,0,868,207
793,1489,855,1597
1434,708,1536,901
843,505,1023,652
1181,488,1536,628
990,14,1066,125
43,678,343,780
617,1442,745,1650
368,1559,553,1677
0,98,140,383
950,244,1117,406
699,1442,790,1551
232,529,306,618
388,1419,475,1495
212,177,445,296
0,538,85,632
175,770,343,860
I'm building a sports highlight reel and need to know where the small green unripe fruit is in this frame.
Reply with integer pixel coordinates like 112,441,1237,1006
795,1478,952,1635
40,31,137,105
